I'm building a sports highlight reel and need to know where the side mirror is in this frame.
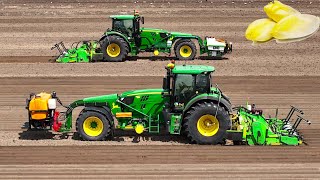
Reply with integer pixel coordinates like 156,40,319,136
163,77,167,90
141,17,144,24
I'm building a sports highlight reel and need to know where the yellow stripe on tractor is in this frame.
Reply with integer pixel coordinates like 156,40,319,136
116,112,132,118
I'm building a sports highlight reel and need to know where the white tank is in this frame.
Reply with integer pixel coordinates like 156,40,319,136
48,99,57,109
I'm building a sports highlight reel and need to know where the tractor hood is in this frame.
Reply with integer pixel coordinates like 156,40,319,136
67,93,118,110
170,31,195,37
120,89,164,97
82,94,118,104
141,28,196,37
141,27,169,33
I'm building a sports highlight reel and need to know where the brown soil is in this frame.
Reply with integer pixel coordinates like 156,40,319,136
0,0,319,77
0,0,320,178
0,77,319,145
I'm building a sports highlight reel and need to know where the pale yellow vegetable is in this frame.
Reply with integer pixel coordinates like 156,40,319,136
264,0,300,22
272,14,320,40
245,18,276,42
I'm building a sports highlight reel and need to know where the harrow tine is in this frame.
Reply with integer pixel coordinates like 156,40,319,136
289,115,311,135
284,106,304,124
59,41,67,52
51,43,63,55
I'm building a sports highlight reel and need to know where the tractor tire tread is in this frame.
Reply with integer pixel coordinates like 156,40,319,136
102,35,129,62
174,39,197,60
76,110,111,141
183,101,231,145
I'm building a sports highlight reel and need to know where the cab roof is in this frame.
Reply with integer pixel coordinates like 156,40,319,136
172,65,215,74
109,15,135,20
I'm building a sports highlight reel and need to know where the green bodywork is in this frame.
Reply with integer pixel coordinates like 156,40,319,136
172,65,214,74
53,13,232,63
59,64,231,135
102,15,214,56
53,63,309,145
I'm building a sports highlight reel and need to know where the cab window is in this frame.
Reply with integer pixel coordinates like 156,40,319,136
195,74,210,94
113,19,133,36
174,74,195,103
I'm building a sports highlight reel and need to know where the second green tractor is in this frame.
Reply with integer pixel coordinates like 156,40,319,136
53,11,232,63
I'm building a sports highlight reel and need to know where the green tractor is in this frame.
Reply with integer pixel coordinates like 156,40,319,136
52,11,232,63
26,62,310,145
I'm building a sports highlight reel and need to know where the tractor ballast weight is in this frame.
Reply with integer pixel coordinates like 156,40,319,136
26,62,310,145
52,11,232,63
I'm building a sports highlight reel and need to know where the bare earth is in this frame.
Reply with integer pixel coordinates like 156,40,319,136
0,0,319,76
1,76,320,178
0,0,320,179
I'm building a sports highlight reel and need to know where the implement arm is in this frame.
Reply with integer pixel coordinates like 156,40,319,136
58,100,85,132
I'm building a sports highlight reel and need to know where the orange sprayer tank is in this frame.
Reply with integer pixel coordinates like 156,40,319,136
28,92,52,120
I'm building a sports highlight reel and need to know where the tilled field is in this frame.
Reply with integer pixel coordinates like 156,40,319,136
0,0,320,179
0,76,320,178
0,0,319,77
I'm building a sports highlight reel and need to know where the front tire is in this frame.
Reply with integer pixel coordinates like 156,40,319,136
183,102,231,144
102,35,129,62
174,39,197,60
76,111,111,141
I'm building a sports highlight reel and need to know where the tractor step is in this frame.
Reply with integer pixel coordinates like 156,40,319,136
149,116,160,133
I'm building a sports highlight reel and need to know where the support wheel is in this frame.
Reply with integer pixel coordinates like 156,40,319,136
102,35,129,62
183,102,231,144
174,39,197,60
76,111,111,141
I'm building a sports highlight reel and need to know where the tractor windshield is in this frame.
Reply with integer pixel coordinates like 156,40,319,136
174,74,195,104
113,19,133,36
174,73,210,104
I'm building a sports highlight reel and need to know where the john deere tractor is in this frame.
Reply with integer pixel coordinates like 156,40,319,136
26,62,310,145
52,11,232,63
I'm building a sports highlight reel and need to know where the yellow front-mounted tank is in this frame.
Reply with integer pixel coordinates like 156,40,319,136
28,92,52,120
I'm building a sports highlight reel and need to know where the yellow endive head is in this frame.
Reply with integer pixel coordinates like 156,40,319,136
272,14,320,40
264,0,300,22
245,18,276,43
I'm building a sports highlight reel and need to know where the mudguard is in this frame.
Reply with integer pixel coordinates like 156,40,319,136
99,32,131,52
82,106,114,124
183,95,232,115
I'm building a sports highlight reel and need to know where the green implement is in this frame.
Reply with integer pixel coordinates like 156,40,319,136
229,105,311,145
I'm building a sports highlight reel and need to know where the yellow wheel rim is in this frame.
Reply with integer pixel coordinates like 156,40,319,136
197,115,219,137
179,45,192,58
106,43,121,57
83,116,104,137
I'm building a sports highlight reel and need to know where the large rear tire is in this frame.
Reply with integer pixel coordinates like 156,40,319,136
76,111,111,141
102,35,129,62
183,102,231,144
174,39,197,60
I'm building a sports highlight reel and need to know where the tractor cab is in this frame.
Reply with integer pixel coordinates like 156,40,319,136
109,11,144,39
163,62,215,111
